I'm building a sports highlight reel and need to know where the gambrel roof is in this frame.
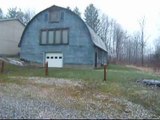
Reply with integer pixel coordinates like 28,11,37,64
86,25,107,52
18,5,107,52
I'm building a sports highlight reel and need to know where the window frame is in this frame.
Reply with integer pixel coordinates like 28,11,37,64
39,28,69,45
48,10,64,23
55,29,62,44
40,30,48,45
48,30,55,44
62,29,69,44
49,10,60,23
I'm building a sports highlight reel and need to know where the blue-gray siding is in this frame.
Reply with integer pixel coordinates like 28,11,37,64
20,6,107,67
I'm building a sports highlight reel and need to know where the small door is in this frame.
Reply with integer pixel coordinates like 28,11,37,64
45,53,63,67
95,52,97,68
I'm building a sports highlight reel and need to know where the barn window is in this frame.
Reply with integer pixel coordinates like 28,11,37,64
41,31,47,44
62,30,68,44
48,31,54,44
49,11,60,22
55,30,61,44
40,28,69,45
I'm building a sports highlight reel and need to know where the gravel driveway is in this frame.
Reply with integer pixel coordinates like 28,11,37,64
0,95,109,119
0,77,159,119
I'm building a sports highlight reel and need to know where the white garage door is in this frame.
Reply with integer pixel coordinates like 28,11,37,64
45,53,63,67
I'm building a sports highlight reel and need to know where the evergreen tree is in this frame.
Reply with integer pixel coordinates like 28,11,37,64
0,8,3,19
84,4,100,33
66,6,71,10
73,7,81,17
6,7,24,21
6,7,35,25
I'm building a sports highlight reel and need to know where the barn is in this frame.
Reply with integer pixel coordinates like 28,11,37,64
18,5,107,68
0,18,25,56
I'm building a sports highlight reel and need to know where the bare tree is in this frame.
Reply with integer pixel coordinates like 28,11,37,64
98,14,110,50
82,5,153,66
152,37,160,70
132,32,141,65
108,19,115,57
113,23,125,62
139,16,146,66
98,15,118,63
23,9,35,25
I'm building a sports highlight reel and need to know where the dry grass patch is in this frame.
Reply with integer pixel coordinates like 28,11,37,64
0,75,159,118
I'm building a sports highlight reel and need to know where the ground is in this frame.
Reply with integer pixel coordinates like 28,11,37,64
0,76,159,119
0,61,160,119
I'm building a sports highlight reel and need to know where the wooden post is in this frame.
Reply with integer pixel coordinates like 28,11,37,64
1,61,4,73
45,62,48,76
104,64,107,81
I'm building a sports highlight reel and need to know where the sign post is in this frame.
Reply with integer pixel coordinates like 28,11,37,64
1,61,4,73
45,62,48,76
104,64,107,81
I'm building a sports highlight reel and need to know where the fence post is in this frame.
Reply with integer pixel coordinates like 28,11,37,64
104,64,107,81
45,62,48,76
1,61,4,73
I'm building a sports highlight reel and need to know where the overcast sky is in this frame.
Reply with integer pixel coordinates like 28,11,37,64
0,0,160,48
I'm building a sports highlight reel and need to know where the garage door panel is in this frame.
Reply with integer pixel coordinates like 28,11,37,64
45,53,63,67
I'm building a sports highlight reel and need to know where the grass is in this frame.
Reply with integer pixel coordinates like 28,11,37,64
1,63,160,115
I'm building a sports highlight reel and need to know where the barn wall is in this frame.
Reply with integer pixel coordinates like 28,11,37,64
95,47,108,68
20,7,95,67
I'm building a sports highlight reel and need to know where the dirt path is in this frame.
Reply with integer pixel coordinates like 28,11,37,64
0,76,159,119
126,65,153,72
